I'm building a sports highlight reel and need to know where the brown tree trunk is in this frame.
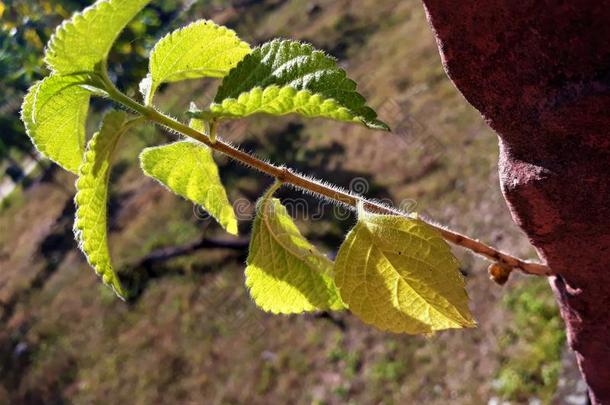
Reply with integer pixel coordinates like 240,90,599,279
420,1,610,402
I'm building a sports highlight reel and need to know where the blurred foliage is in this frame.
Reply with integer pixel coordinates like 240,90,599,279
495,279,566,403
0,0,181,161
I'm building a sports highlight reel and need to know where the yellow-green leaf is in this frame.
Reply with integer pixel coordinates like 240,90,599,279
335,210,475,334
209,85,366,124
139,141,238,235
21,74,91,173
142,19,251,105
74,111,130,298
209,39,389,130
44,0,150,74
246,194,345,314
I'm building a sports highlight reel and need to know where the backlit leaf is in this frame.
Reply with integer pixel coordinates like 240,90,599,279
74,111,131,298
139,140,238,235
207,39,389,130
335,210,475,334
44,0,150,74
246,193,345,314
209,85,370,123
143,19,251,105
21,74,91,173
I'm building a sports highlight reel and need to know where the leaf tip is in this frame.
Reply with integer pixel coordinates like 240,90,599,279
364,119,391,132
226,223,239,236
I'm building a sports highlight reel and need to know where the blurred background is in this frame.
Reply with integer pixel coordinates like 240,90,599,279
0,0,588,403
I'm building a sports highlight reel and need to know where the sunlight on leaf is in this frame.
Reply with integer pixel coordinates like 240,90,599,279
45,0,151,74
139,140,238,235
21,74,91,173
209,85,370,123
207,39,389,130
246,192,345,314
142,19,251,105
74,111,131,298
335,209,475,334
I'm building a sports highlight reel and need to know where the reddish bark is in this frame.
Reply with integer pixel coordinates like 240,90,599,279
421,1,610,402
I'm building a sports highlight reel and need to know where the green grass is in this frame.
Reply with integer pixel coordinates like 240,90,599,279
495,279,566,403
0,184,24,213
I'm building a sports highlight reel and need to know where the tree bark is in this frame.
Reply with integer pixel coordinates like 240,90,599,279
421,1,610,402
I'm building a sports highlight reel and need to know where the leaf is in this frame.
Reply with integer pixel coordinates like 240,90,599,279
44,0,150,74
21,74,91,173
74,111,130,298
139,141,238,235
245,194,345,314
143,19,251,105
335,210,475,334
208,39,389,130
209,86,374,123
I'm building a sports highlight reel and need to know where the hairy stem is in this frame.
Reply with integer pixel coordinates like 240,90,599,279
104,82,551,277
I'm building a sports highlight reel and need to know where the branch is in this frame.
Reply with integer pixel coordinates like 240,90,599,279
105,83,551,278
138,236,249,268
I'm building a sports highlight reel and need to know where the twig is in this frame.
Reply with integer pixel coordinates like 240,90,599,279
104,82,552,277
138,236,249,268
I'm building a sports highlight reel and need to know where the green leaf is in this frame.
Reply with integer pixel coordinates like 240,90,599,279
44,0,150,74
139,141,238,235
208,39,389,130
335,210,475,334
142,19,251,105
245,193,345,314
209,85,376,123
74,111,130,298
21,74,91,173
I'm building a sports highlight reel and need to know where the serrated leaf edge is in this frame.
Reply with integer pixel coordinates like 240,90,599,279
138,140,239,235
144,19,251,105
44,0,150,74
213,38,390,131
209,85,382,128
20,75,91,173
361,219,475,329
73,112,131,299
245,195,345,314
